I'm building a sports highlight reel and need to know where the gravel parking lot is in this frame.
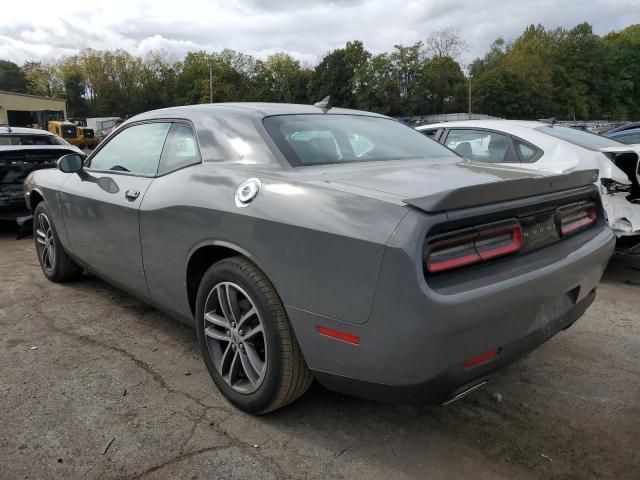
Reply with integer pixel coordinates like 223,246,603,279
1,225,639,480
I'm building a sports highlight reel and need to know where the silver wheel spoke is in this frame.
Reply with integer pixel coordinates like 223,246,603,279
205,326,230,341
204,311,229,329
237,307,257,329
243,343,265,379
203,281,267,394
241,323,263,340
239,349,259,384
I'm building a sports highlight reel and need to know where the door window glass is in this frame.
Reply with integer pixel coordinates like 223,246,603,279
445,129,513,163
89,122,170,175
158,123,201,174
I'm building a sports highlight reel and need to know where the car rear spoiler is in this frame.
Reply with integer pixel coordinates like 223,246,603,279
403,169,599,213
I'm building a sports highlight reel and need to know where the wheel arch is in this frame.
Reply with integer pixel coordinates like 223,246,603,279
185,240,275,318
27,187,45,211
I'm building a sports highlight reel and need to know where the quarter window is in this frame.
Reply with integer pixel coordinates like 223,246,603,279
445,129,515,163
515,140,541,162
89,122,170,175
158,123,201,174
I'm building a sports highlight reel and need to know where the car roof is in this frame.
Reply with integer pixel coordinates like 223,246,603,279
0,126,53,136
132,102,390,121
416,119,548,131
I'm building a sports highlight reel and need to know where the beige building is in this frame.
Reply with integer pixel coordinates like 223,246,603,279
0,90,67,129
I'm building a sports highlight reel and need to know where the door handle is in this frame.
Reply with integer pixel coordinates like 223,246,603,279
125,189,140,201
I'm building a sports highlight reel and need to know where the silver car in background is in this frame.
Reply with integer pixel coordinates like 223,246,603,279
24,104,614,413
417,120,640,254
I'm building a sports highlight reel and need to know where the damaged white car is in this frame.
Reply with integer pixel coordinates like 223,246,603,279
417,120,640,254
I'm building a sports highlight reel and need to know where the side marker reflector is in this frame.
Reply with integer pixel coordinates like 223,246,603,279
462,348,501,369
316,326,360,345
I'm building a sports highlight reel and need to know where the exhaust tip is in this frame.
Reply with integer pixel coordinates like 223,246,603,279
441,379,489,406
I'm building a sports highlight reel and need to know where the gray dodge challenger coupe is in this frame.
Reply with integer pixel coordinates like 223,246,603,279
24,102,615,413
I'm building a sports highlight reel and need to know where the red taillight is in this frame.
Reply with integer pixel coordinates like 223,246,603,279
558,202,597,236
425,222,522,273
462,347,501,369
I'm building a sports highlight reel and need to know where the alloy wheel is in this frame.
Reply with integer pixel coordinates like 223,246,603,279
203,281,267,394
35,213,56,273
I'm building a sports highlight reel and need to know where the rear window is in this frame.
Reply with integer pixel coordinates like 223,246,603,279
0,134,65,146
537,126,623,150
263,115,456,166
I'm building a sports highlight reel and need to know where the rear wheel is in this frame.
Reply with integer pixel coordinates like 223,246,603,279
195,256,312,413
33,202,83,282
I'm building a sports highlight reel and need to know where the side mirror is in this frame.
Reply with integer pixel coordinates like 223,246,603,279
58,153,85,173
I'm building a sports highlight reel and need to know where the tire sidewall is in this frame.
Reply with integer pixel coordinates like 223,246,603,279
195,259,284,413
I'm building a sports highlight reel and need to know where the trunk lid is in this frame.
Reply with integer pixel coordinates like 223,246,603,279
320,159,598,213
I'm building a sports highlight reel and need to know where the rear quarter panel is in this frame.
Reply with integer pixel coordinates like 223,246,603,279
139,162,409,325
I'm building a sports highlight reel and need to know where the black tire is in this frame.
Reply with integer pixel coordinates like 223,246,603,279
33,202,83,282
195,256,312,413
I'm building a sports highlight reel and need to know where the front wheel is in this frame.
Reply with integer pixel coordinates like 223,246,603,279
195,257,312,413
33,202,83,282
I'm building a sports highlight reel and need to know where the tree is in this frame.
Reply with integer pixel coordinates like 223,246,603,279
22,62,63,97
308,40,370,107
0,60,27,93
425,27,468,60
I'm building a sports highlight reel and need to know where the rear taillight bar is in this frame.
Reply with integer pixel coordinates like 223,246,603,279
425,221,522,273
557,201,597,236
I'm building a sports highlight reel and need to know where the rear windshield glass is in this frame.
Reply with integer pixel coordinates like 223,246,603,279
0,134,65,146
264,114,456,166
536,126,623,150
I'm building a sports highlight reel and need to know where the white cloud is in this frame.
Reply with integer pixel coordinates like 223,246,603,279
0,0,636,66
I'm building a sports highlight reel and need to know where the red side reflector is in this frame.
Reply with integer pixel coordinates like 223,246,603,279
316,326,360,345
462,348,501,369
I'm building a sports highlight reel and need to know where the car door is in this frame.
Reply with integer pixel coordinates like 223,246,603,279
443,128,521,167
59,121,171,298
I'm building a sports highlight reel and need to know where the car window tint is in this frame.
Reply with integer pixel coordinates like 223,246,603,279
445,129,512,163
613,133,640,145
537,126,622,150
515,140,541,162
89,122,170,175
420,129,438,138
264,115,456,166
158,123,201,174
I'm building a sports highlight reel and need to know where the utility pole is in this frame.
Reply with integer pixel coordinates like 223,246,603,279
209,63,213,103
468,75,472,115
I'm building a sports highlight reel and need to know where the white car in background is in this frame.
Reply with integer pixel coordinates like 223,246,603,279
417,120,640,254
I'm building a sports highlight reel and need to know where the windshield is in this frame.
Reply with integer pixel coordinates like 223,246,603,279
0,134,66,146
264,114,456,166
536,125,623,150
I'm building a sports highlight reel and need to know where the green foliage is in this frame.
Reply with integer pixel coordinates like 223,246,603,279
1,22,637,120
0,60,27,93
473,22,640,120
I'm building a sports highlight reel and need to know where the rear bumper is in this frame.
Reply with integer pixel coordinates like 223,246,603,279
313,289,594,404
288,211,615,400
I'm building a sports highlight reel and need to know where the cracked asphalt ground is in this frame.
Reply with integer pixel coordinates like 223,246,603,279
1,225,639,480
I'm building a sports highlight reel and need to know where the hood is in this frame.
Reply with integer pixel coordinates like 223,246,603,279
304,159,597,212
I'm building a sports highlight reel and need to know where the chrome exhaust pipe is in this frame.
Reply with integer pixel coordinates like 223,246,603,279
441,380,488,406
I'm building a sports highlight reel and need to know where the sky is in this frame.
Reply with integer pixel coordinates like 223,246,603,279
1,0,638,67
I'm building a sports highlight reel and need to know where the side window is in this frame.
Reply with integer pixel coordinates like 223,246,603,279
515,139,542,163
158,123,201,174
421,129,438,138
445,129,514,163
89,122,170,175
615,133,640,145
